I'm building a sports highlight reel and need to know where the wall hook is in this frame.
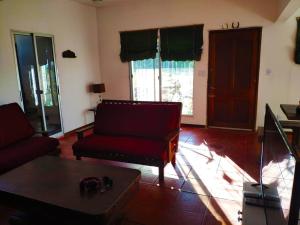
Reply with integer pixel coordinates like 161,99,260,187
222,23,229,29
232,22,240,29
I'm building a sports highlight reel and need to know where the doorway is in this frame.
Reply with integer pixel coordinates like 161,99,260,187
13,32,63,135
207,27,262,130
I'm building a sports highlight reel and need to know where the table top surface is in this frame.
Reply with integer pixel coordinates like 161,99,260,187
0,156,140,217
280,104,300,120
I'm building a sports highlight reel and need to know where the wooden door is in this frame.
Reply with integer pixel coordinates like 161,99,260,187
207,27,261,130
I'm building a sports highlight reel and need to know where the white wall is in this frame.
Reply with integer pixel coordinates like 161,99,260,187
0,0,101,133
257,8,300,124
285,9,300,104
96,0,300,127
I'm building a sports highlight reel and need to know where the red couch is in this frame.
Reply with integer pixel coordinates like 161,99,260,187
72,100,182,181
0,103,59,174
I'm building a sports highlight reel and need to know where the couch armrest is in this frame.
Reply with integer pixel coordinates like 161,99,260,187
76,123,94,140
164,130,180,162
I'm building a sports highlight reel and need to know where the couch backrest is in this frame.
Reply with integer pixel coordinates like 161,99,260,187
94,101,182,139
0,103,35,149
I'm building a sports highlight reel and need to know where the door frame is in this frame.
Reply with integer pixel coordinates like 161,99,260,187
11,30,64,136
207,27,262,131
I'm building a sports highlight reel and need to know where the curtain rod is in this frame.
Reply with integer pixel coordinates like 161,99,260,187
119,24,204,33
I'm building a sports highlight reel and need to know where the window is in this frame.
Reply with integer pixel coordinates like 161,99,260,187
131,58,159,101
123,25,203,116
161,61,194,115
41,64,54,107
131,55,194,115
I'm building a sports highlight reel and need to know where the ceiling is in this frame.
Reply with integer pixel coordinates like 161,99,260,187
73,0,299,21
72,0,132,7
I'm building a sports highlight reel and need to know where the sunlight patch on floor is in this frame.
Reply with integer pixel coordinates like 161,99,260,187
141,139,259,223
178,141,257,224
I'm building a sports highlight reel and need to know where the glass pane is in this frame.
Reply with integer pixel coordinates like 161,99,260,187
161,61,194,115
14,34,44,132
131,58,159,101
35,36,62,135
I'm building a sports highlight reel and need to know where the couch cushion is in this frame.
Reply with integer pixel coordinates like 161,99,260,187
0,136,59,174
94,103,181,139
73,134,168,160
0,103,35,149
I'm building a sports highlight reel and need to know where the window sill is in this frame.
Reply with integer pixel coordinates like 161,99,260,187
182,114,193,117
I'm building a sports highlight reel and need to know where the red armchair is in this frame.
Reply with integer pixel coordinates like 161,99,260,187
0,103,59,174
72,100,182,182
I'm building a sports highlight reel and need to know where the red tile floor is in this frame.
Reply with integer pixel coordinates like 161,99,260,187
0,127,261,225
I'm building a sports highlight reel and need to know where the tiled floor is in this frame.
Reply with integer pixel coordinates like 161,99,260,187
122,127,260,225
0,127,261,225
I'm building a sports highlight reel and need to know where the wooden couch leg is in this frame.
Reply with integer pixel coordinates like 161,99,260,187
76,156,81,160
159,166,164,183
171,154,176,166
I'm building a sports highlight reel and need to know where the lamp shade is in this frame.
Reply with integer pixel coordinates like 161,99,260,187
91,83,105,93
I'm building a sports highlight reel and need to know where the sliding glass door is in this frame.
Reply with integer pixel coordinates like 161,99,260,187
161,61,194,115
13,32,62,135
130,57,160,101
35,36,62,134
131,57,194,115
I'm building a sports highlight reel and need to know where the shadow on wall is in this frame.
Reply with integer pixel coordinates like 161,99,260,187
225,0,279,22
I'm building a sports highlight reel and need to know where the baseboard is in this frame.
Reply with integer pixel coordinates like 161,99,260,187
62,122,94,138
181,123,206,128
208,126,253,131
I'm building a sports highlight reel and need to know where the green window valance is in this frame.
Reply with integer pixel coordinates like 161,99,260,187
120,29,158,62
295,18,300,64
160,25,204,61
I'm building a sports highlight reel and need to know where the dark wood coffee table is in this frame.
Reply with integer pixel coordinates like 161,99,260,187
0,156,141,225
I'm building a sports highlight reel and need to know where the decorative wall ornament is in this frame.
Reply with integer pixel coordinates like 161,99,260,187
62,50,76,58
221,22,240,30
232,22,240,29
222,23,229,29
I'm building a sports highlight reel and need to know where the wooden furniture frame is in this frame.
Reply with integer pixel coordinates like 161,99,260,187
0,156,140,225
73,100,182,182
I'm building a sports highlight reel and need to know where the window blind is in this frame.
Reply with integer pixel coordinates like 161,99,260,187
160,25,204,61
120,29,158,62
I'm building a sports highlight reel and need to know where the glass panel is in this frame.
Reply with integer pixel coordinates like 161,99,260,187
35,36,62,135
131,58,159,101
161,61,194,115
14,34,44,132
